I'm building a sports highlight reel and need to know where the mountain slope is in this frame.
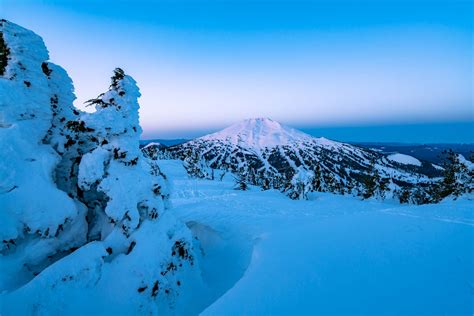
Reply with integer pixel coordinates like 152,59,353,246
146,118,440,202
199,117,315,148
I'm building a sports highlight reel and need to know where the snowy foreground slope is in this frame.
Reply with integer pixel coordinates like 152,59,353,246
157,159,473,315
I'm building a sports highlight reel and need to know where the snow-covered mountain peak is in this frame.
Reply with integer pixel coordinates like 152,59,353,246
199,117,314,148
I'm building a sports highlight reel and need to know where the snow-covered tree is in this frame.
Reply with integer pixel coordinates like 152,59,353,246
311,164,323,192
0,25,9,76
261,177,271,190
432,150,474,201
398,189,411,204
361,161,390,200
233,174,249,191
183,147,214,179
0,20,205,315
287,166,315,200
0,19,86,291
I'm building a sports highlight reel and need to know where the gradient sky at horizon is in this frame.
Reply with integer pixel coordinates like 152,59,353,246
1,0,473,142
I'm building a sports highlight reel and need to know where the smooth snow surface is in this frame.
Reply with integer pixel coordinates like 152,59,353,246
387,153,422,166
143,142,162,148
200,117,318,148
158,160,474,315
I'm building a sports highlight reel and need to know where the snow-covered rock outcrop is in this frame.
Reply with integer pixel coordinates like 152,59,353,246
149,118,439,202
0,20,205,314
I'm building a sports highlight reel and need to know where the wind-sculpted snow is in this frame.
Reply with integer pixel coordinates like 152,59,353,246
159,160,474,315
0,20,205,314
149,118,444,203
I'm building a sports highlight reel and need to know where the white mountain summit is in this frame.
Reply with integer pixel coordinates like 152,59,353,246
200,117,341,150
199,118,315,148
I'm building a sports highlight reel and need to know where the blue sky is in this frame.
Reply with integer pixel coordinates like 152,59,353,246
1,0,473,142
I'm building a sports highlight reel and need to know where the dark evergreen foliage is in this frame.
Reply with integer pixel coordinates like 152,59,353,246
233,175,248,191
0,25,9,76
361,161,378,199
110,67,125,89
435,150,472,200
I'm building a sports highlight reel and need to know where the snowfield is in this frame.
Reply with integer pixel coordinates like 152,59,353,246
387,153,422,166
158,160,474,315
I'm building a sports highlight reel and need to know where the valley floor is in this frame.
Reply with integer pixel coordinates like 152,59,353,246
159,160,474,315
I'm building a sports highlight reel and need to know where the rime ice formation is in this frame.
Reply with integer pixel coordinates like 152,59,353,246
0,20,205,314
0,19,85,292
